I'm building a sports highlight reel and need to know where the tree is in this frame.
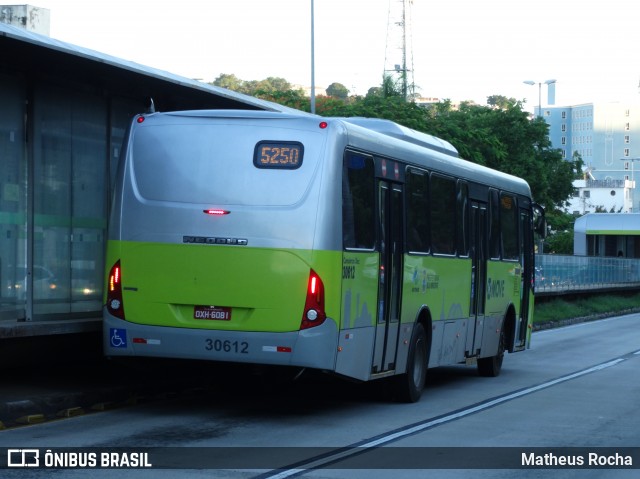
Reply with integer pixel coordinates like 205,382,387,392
253,89,309,111
316,94,430,132
380,73,404,98
211,75,293,96
255,77,293,93
366,86,382,97
212,73,244,92
210,73,581,212
486,95,515,110
422,100,583,212
544,210,577,254
326,82,349,100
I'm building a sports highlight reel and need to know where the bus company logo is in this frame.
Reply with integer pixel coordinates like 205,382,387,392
487,278,506,300
183,236,248,246
7,449,40,468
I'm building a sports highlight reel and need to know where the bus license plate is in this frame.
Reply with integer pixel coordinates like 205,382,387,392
194,305,232,321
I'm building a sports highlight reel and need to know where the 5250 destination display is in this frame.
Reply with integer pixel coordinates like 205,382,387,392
254,141,304,169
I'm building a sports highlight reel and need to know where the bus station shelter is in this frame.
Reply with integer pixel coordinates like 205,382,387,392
0,22,286,340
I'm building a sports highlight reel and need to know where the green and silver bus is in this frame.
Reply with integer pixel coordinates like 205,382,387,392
104,110,544,402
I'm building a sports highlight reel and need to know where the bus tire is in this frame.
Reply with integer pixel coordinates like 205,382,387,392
477,326,505,377
396,322,428,403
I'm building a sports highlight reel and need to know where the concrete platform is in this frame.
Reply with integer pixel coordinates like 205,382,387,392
0,332,230,429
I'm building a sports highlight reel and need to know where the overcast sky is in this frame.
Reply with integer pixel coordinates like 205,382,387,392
34,0,640,110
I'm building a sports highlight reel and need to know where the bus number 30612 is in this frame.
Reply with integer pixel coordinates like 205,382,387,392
205,338,249,354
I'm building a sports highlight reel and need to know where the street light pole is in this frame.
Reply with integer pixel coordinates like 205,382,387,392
523,79,556,116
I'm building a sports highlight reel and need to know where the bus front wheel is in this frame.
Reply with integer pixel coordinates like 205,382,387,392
396,322,428,403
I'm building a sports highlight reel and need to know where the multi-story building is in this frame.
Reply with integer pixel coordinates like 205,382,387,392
539,102,640,212
565,179,629,215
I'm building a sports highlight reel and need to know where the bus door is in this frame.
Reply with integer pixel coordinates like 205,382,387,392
468,201,487,355
516,207,534,350
372,181,403,374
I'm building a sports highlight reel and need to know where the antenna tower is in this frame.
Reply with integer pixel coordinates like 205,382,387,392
384,0,415,100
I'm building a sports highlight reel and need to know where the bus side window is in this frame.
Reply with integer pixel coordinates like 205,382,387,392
457,181,469,256
430,174,456,255
406,168,429,253
489,189,501,259
343,152,375,250
500,193,519,260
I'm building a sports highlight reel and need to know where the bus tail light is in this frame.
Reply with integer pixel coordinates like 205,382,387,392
107,260,126,320
300,269,326,330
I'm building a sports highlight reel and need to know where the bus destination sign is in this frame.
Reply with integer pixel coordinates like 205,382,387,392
254,141,303,169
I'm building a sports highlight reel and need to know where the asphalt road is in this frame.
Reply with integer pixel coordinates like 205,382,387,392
1,313,639,479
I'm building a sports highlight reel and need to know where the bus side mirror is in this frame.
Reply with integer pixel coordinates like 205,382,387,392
532,204,547,239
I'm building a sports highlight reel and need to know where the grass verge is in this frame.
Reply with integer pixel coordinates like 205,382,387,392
534,291,640,325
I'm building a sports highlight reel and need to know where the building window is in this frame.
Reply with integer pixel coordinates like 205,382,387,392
625,123,630,131
562,111,566,119
561,124,566,132
561,137,566,145
624,148,630,157
625,135,630,144
583,190,590,198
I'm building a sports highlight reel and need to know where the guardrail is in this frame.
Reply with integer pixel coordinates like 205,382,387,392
535,254,640,295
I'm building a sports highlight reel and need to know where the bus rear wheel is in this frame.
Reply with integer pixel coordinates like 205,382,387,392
477,326,505,377
396,322,428,403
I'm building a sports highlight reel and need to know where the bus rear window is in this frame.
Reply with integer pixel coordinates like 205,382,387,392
131,124,316,206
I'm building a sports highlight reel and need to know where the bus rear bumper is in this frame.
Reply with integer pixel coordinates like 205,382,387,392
103,309,338,371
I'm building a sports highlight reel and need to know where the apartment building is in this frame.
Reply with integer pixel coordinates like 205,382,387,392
540,102,640,213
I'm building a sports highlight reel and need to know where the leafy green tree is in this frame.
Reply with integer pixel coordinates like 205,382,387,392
366,86,382,97
544,210,578,254
380,73,404,98
423,100,583,212
317,94,429,131
253,89,310,111
255,77,293,93
212,73,244,92
326,82,349,100
486,95,513,109
212,75,293,96
211,73,581,213
314,95,352,116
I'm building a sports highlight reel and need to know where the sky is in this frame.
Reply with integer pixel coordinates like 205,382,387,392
30,0,640,111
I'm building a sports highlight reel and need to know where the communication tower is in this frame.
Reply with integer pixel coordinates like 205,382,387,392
384,0,415,100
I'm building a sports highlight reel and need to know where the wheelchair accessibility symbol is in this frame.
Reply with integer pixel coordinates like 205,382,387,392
110,328,127,348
